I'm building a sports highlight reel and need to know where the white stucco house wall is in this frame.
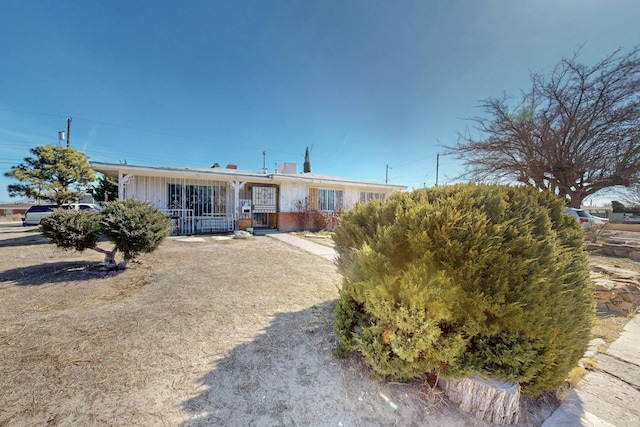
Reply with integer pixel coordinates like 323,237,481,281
89,161,406,234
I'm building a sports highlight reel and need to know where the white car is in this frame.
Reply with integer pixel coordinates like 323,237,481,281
22,203,102,226
61,203,102,212
22,205,57,225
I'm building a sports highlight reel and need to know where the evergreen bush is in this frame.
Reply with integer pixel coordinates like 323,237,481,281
99,200,171,262
41,209,101,251
40,200,171,268
333,184,594,396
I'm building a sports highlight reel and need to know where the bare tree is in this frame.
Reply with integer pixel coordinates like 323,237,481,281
620,184,640,208
449,46,640,208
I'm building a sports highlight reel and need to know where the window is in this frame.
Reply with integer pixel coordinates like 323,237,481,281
168,184,226,215
311,188,343,212
359,191,387,203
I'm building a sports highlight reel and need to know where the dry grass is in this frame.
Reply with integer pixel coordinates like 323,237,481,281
296,231,336,248
0,232,340,425
591,316,628,346
0,214,23,222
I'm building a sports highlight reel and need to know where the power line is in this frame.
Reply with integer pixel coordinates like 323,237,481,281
0,107,303,157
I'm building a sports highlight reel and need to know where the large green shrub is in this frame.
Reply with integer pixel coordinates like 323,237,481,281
40,200,171,268
41,209,101,251
100,200,171,262
333,184,594,396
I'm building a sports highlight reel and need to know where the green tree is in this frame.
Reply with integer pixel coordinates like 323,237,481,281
611,200,627,213
304,146,312,173
611,199,640,215
41,200,171,269
5,145,95,205
333,184,594,396
91,173,118,202
450,46,640,208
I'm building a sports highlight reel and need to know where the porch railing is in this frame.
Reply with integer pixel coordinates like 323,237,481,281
160,209,236,235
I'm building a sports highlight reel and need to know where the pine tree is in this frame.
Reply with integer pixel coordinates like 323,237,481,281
92,173,118,202
304,147,311,173
5,145,95,205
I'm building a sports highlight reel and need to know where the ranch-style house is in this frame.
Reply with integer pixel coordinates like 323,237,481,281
89,161,406,234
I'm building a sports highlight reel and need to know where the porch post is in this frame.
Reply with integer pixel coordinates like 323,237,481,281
118,173,132,200
118,172,123,200
229,181,246,228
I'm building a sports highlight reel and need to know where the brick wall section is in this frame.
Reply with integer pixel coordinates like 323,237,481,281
277,211,326,232
278,212,301,232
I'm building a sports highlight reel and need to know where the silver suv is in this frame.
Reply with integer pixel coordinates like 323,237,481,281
564,207,596,241
564,207,595,228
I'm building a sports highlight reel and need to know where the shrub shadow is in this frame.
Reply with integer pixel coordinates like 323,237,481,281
0,230,51,247
179,300,458,427
0,261,117,286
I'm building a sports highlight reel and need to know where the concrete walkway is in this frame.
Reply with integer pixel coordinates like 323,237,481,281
543,311,640,427
262,231,338,262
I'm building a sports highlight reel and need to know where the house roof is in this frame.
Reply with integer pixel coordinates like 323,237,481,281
89,162,407,191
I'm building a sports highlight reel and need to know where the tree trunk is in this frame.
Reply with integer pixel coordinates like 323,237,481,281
439,375,520,425
90,246,120,269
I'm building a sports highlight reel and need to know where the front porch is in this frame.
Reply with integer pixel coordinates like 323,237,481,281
121,178,279,236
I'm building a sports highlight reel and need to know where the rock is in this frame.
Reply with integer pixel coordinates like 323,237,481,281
585,243,602,252
439,375,520,425
591,265,640,314
234,230,254,239
600,242,640,258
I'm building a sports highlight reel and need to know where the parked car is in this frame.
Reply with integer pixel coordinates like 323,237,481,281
564,207,596,241
61,203,103,212
564,207,596,229
591,216,609,225
22,205,57,226
22,203,102,226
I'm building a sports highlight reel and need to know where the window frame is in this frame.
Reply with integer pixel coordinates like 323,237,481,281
312,187,343,212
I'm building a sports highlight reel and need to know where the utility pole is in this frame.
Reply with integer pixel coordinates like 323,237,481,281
66,117,71,147
435,153,440,187
386,164,391,184
59,117,72,147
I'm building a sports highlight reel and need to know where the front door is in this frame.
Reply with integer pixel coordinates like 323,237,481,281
252,186,277,228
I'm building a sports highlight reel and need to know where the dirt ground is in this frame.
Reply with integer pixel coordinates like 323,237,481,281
0,223,635,426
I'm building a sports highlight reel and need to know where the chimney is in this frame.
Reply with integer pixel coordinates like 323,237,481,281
226,163,238,169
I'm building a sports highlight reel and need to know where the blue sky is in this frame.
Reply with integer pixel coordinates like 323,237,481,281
1,0,638,203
